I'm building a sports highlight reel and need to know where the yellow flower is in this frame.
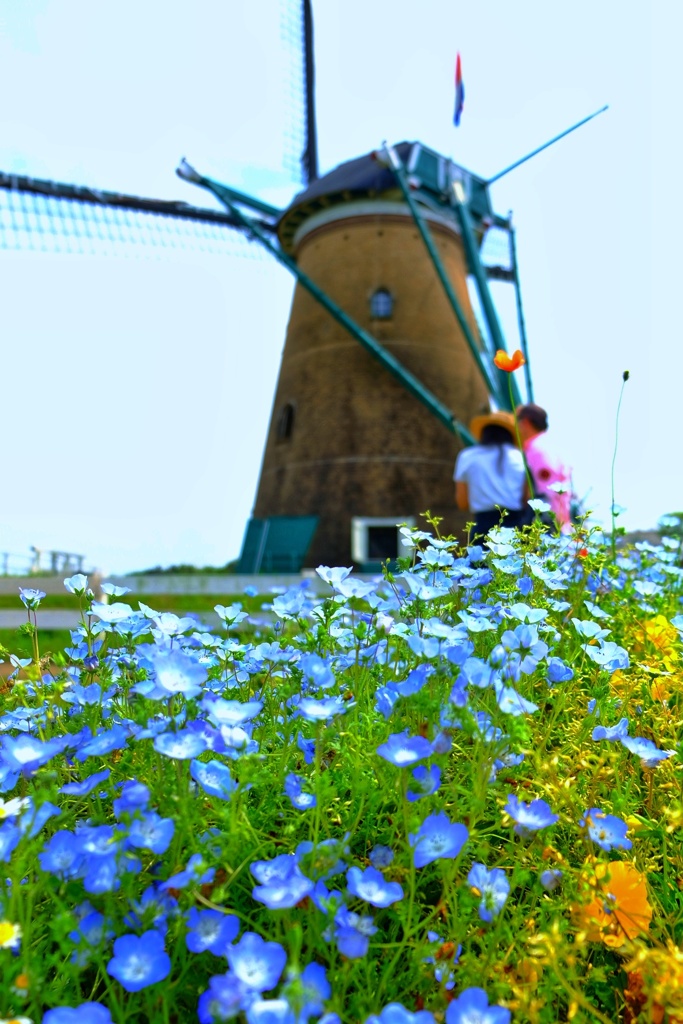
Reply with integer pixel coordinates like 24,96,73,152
572,861,652,948
0,1017,33,1024
634,615,680,671
0,920,21,950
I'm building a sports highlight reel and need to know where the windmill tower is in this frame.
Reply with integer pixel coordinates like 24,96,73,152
180,136,527,572
248,146,493,569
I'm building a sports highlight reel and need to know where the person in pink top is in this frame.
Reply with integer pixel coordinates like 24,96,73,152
516,403,572,531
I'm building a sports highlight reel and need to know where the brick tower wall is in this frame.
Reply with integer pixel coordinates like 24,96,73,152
252,207,490,567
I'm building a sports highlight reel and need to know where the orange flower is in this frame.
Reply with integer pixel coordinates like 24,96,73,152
493,349,526,372
573,861,652,948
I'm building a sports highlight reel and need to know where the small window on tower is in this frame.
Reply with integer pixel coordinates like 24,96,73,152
370,288,394,319
276,402,295,441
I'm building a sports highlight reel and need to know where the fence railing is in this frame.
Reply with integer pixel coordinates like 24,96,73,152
0,549,89,577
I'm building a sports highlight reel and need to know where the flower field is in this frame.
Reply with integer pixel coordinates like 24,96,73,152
1,521,682,1024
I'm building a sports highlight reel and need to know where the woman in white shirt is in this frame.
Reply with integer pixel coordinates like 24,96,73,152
454,411,528,541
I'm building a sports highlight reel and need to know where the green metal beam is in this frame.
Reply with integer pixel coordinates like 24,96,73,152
382,144,504,408
177,160,475,447
177,159,282,220
487,105,608,186
450,183,522,410
509,226,533,402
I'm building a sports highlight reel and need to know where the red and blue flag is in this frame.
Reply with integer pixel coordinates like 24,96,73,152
453,53,464,126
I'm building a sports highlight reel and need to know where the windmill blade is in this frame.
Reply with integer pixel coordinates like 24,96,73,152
302,0,319,183
0,170,277,258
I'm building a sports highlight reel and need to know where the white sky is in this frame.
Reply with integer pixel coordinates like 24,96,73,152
0,1,678,573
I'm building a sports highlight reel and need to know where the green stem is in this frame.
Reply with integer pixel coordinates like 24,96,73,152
610,371,630,561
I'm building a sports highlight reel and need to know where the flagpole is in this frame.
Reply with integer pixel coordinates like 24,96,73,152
486,105,608,185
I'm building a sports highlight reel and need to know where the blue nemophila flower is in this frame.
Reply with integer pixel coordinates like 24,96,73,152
332,906,377,958
160,854,214,892
494,682,539,716
366,1003,436,1024
279,960,331,1022
621,735,677,767
19,587,46,609
346,865,403,907
296,836,349,881
251,853,314,909
246,999,296,1024
400,570,451,601
73,819,120,860
391,663,434,697
1,734,65,774
400,630,437,659
75,724,129,762
445,987,510,1024
272,587,309,619
459,656,497,689
101,582,131,598
107,929,171,992
227,931,287,992
505,794,559,836
185,908,240,954
592,718,629,742
154,729,208,760
214,602,249,627
572,618,611,642
376,730,432,767
198,972,252,1023
582,641,630,672
125,883,179,933
467,863,510,921
581,808,632,851
190,759,236,800
145,610,198,638
297,696,347,722
407,764,441,802
39,829,85,878
0,822,21,863
202,696,263,727
127,811,175,855
43,1004,113,1024
63,573,90,594
422,930,460,990
90,601,135,624
546,657,574,684
409,812,468,868
284,773,316,810
584,599,610,620
145,645,209,699
113,780,150,818
540,869,563,891
297,732,316,764
69,910,114,966
369,845,394,869
375,685,400,720
19,798,61,838
500,624,548,672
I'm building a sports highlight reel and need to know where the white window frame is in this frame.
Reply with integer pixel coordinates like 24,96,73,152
351,517,416,563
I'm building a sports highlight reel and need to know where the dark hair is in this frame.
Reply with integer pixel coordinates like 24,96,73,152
479,423,515,474
480,424,515,446
516,403,548,432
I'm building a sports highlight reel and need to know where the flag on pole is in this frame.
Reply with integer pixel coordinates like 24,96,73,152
453,53,465,126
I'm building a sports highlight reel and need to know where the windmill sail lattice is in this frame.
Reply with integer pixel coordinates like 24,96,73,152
0,172,273,259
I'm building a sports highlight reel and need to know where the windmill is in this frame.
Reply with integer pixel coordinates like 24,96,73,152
0,1,604,573
175,0,536,573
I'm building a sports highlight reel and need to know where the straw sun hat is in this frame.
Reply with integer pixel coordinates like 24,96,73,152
468,410,520,446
